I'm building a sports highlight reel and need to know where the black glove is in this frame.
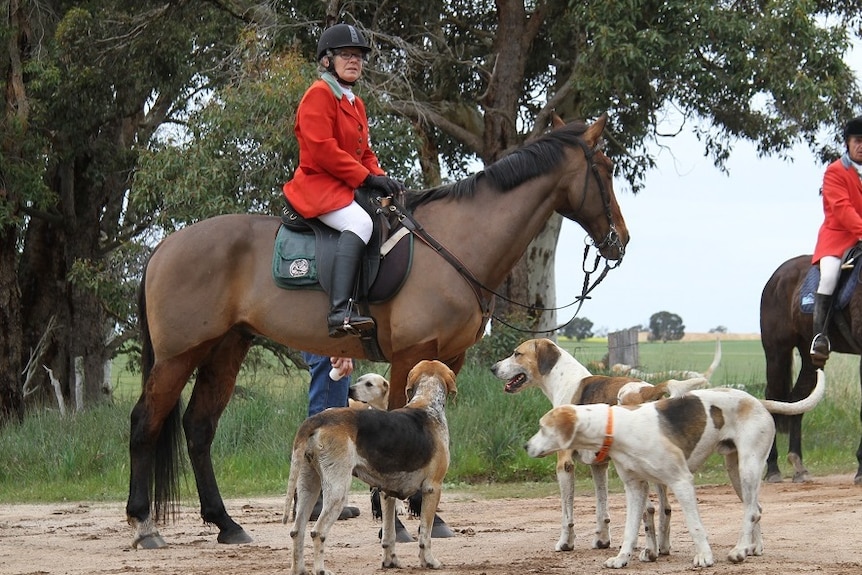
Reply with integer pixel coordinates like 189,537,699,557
363,174,405,195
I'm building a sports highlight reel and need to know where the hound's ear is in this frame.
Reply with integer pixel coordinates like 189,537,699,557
536,338,561,375
551,113,566,128
443,365,457,397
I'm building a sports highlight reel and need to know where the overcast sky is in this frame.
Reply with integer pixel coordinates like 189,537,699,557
554,45,861,335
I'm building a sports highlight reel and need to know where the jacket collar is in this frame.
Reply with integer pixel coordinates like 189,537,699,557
321,72,345,99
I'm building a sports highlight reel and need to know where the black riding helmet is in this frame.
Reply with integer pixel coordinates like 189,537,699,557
843,116,862,140
316,23,371,62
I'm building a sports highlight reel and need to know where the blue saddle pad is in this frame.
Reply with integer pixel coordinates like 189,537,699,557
800,264,861,313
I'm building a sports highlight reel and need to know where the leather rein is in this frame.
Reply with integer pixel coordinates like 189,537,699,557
373,137,625,336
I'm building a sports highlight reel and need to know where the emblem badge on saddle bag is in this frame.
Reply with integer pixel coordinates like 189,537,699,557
289,258,311,278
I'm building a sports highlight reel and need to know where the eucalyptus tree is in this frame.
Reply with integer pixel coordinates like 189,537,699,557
352,0,862,333
2,0,861,422
1,0,273,420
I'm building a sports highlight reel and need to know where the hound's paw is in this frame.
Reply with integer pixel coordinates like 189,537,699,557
603,553,631,569
727,547,747,564
692,551,714,567
593,536,611,549
638,548,657,562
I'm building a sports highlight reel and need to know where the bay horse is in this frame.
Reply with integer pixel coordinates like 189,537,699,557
126,114,629,548
760,254,862,484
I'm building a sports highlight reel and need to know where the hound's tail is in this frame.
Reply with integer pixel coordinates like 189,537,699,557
702,338,722,380
761,369,826,415
664,376,709,397
282,439,305,524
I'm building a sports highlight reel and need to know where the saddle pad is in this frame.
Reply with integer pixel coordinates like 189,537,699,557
272,225,323,290
799,264,861,313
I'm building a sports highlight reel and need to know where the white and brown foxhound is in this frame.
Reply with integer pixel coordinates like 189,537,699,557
284,360,456,574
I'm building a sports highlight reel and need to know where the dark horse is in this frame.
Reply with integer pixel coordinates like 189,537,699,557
126,114,630,548
760,254,862,484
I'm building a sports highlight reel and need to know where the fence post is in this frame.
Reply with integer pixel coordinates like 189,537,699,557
608,327,639,367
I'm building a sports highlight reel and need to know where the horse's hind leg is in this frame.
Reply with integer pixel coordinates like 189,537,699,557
183,330,254,544
854,361,862,485
127,355,200,548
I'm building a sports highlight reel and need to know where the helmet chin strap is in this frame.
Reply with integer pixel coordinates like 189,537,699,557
323,54,358,87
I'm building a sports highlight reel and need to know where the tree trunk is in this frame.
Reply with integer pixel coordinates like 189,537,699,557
0,227,24,425
495,216,561,337
480,0,555,334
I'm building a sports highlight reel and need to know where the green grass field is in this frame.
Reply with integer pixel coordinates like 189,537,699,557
0,337,859,503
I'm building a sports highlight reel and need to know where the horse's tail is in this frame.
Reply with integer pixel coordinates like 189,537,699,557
761,369,826,415
139,253,184,524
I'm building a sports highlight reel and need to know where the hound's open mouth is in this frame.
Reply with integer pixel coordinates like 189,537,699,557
504,373,527,393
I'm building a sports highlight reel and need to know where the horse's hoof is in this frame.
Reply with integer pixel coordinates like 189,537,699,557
430,514,455,538
764,471,783,483
792,471,812,483
854,473,862,485
132,532,167,549
378,518,417,543
217,527,253,544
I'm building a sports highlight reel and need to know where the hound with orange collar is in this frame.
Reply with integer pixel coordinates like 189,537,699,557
526,369,826,568
284,360,456,574
491,338,711,555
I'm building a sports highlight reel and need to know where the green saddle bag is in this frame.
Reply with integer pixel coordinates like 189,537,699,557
272,225,322,290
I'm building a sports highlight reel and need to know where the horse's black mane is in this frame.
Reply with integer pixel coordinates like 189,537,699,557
404,120,590,211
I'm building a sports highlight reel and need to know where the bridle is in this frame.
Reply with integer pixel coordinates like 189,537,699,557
375,135,625,336
491,138,626,333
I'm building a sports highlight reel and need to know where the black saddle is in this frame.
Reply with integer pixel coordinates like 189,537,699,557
275,189,413,304
800,242,862,314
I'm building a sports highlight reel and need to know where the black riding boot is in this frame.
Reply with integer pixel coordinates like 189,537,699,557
327,231,375,338
809,293,832,367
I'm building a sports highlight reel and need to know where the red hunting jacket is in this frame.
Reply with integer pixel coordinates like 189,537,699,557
813,155,862,264
283,73,385,218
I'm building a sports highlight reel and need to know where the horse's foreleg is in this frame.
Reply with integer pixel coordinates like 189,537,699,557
855,387,862,484
855,362,862,485
786,414,811,483
183,331,253,544
765,440,782,483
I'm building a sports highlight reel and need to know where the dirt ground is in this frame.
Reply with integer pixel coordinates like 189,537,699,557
1,474,860,575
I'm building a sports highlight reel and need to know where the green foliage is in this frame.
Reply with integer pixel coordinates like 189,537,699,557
131,48,314,230
465,311,535,368
563,1,862,184
2,340,859,502
561,317,594,341
648,311,685,342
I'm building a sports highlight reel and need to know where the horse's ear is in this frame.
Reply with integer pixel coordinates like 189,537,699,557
551,113,566,128
583,113,609,145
